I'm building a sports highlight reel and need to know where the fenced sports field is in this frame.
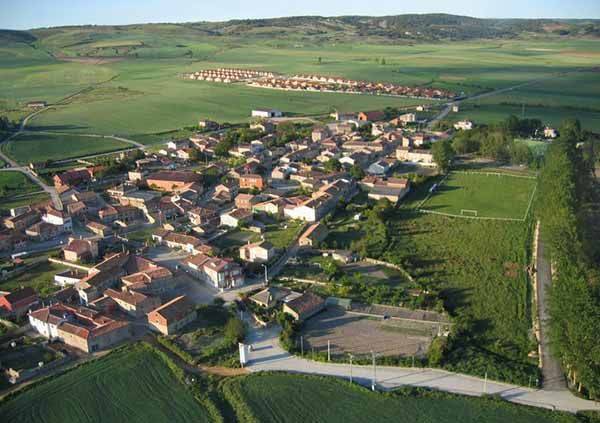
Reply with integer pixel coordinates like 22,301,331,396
417,171,537,222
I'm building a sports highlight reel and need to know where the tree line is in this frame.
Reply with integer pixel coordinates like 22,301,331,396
537,118,600,399
449,115,543,165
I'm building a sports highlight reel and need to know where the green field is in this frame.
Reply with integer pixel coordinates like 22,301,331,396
222,373,580,423
0,172,40,201
1,132,131,164
420,172,537,220
2,33,600,139
0,344,212,423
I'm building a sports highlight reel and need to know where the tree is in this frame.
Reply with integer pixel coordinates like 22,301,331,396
349,164,365,180
214,138,233,157
317,56,322,65
383,107,399,120
0,116,9,131
224,317,245,343
324,158,341,172
381,58,386,65
432,140,455,174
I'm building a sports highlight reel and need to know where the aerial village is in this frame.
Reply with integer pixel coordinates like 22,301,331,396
0,79,557,387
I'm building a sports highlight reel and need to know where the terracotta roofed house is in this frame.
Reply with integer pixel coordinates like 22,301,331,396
147,296,196,335
146,171,202,193
0,287,39,317
283,292,326,322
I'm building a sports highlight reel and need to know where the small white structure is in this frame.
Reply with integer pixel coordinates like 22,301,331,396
544,127,558,139
251,109,283,119
454,120,473,131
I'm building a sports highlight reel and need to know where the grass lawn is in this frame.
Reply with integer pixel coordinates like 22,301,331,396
0,343,212,423
222,373,579,423
262,219,304,249
0,172,40,202
212,229,257,251
419,172,537,220
0,261,68,297
384,206,536,385
0,132,131,164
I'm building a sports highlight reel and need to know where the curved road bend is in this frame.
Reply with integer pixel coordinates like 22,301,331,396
243,318,600,413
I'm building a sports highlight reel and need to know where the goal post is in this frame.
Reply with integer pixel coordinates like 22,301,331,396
460,209,478,217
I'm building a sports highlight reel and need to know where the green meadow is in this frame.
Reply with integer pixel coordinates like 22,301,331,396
0,344,212,423
1,132,131,164
222,373,581,423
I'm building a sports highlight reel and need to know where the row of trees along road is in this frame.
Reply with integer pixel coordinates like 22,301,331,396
536,118,600,399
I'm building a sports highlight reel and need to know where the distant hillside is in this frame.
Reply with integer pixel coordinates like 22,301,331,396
184,14,600,41
0,29,37,44
3,14,599,58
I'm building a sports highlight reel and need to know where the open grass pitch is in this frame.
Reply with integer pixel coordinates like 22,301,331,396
419,172,537,221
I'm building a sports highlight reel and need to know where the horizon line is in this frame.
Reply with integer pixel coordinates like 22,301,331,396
2,12,600,32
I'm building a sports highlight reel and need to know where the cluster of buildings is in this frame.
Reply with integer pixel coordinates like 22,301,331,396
186,68,277,83
184,67,455,100
249,75,455,99
1,103,472,360
25,251,197,352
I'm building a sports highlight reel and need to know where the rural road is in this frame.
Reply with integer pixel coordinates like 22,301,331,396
536,229,567,391
244,319,600,413
428,69,584,128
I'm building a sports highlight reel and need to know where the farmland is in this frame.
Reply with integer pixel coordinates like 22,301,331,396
0,343,213,423
1,132,130,164
1,32,600,142
221,373,581,423
419,171,537,220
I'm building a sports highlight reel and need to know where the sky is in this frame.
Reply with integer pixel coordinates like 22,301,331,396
2,0,600,30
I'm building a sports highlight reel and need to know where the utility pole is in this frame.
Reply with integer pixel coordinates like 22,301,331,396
327,340,331,362
300,336,304,357
349,354,353,383
371,350,377,391
262,264,268,286
483,372,488,394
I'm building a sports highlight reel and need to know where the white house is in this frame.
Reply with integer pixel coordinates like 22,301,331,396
42,209,72,232
252,109,283,118
220,209,253,228
239,241,275,263
396,147,435,167
454,120,473,131
183,254,245,290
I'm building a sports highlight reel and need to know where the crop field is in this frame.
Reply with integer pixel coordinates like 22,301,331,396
222,373,580,423
419,172,537,220
2,36,600,138
0,343,212,423
1,132,131,164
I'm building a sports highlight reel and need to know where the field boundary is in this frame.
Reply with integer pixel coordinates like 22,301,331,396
417,171,537,222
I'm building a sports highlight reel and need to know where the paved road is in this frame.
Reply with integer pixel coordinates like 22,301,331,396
428,70,583,129
536,228,567,391
243,319,600,413
0,167,63,210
